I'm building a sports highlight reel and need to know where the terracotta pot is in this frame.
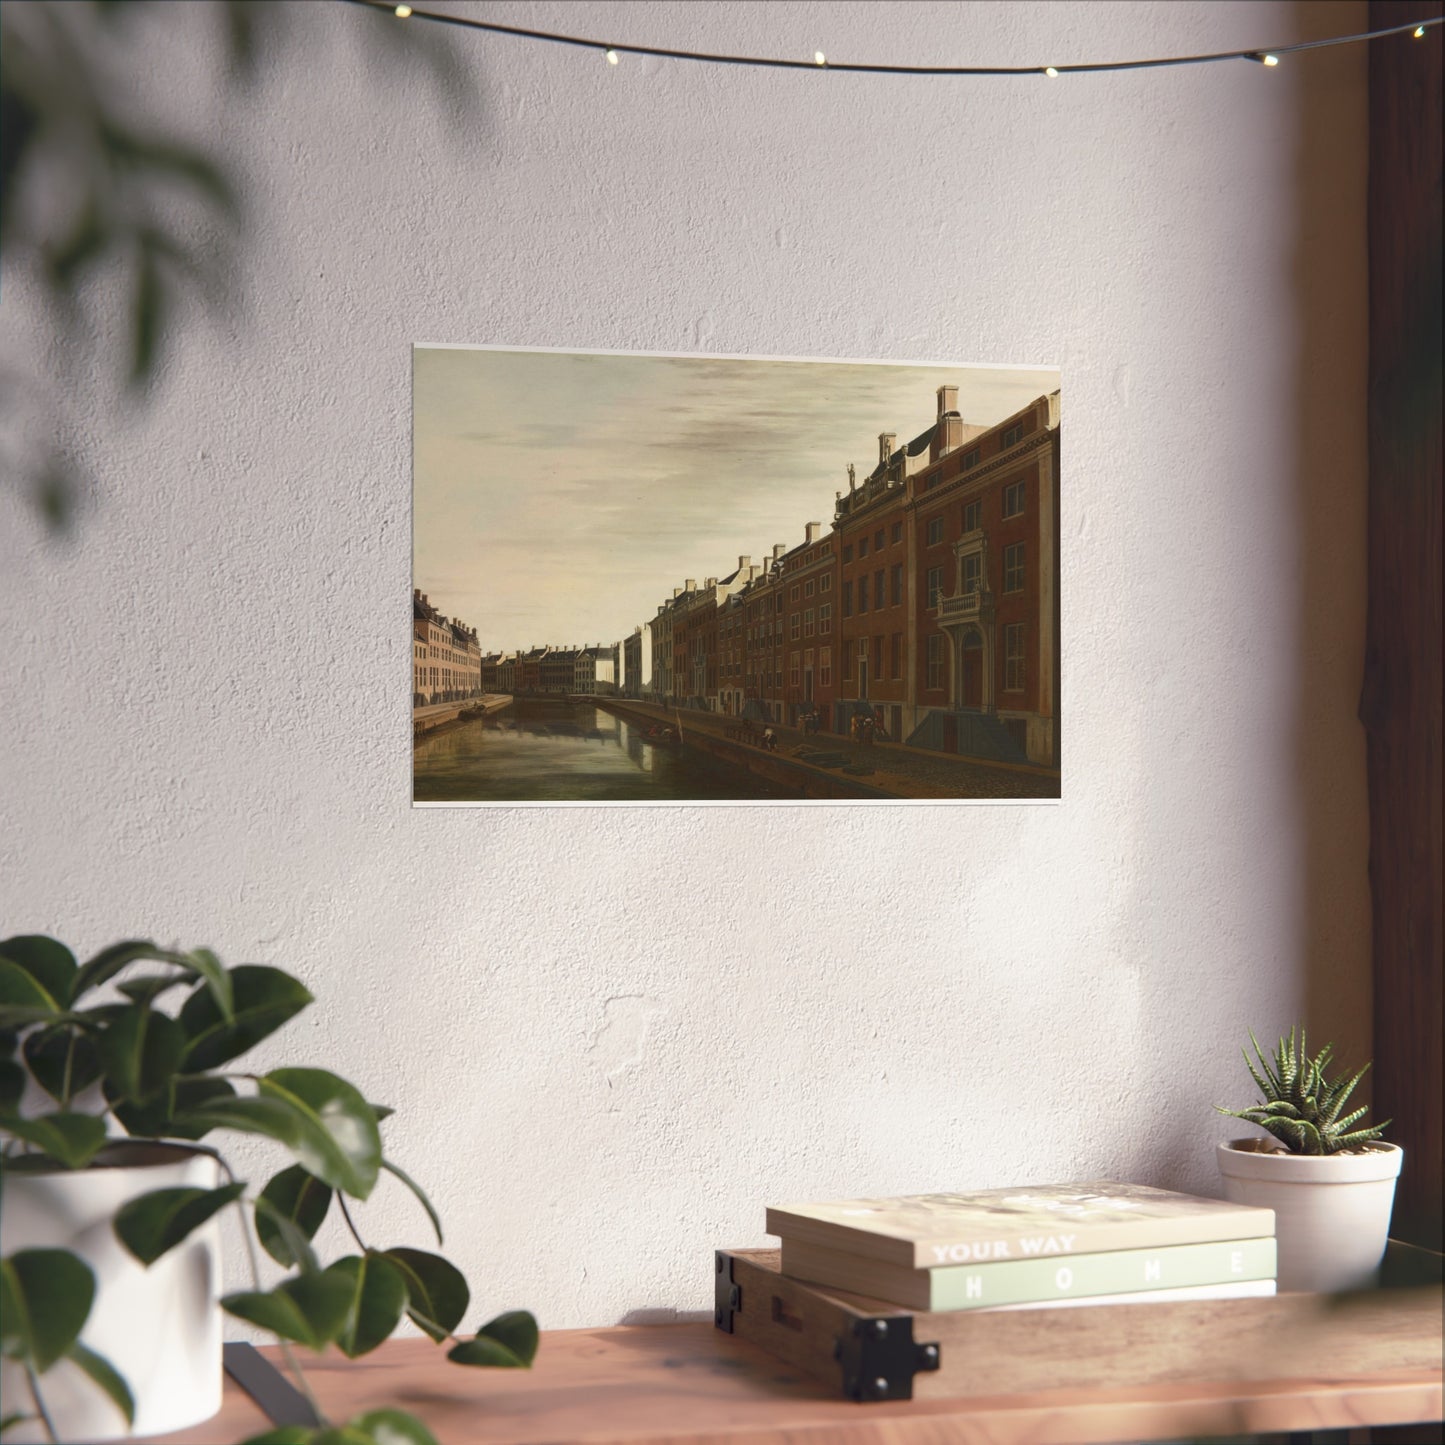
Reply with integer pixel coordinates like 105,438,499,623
1216,1137,1403,1293
0,1141,224,1441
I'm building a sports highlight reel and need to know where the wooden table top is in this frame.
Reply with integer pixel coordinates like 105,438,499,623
150,1320,1444,1445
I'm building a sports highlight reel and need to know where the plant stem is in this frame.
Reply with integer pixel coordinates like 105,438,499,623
218,1156,326,1427
60,1032,77,1110
24,1364,57,1444
337,1194,367,1253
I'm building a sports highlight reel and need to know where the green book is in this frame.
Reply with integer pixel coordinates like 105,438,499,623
778,1235,1278,1311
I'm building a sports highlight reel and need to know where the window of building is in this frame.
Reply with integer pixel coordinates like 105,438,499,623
858,575,869,612
804,609,815,638
819,603,832,636
962,447,980,471
890,632,902,678
1004,542,1025,593
927,566,943,608
1003,479,1025,518
926,517,944,546
890,563,902,606
927,634,944,690
843,648,852,680
874,568,885,610
790,584,800,602
790,653,801,689
819,573,832,592
842,544,853,563
858,536,869,558
1005,623,1025,690
789,614,801,640
891,521,902,544
804,578,815,597
962,551,982,594
842,581,853,617
1002,422,1024,448
963,500,981,532
820,648,832,686
874,529,885,551
873,635,884,677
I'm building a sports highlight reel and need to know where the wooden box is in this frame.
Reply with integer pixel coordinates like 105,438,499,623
715,1243,1445,1404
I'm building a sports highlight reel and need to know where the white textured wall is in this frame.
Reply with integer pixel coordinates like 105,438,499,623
0,1,1370,1330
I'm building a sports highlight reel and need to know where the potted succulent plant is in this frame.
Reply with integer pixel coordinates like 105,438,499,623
0,934,537,1444
1215,1025,1402,1293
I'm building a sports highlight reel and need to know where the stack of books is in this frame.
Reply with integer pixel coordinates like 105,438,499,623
766,1181,1277,1312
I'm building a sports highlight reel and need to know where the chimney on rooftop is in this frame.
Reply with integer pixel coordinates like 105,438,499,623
772,543,786,562
805,522,821,544
933,383,963,461
738,555,750,570
685,578,696,591
706,576,716,588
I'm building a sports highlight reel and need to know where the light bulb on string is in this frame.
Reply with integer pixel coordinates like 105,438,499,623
814,52,826,67
394,3,411,15
605,49,619,65
1044,66,1059,78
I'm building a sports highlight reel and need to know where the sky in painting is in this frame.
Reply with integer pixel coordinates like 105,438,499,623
413,347,1059,652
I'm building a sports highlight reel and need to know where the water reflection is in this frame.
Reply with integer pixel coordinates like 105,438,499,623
414,702,795,802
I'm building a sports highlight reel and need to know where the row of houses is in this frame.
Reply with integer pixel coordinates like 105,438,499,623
615,386,1060,767
478,644,620,698
413,591,482,706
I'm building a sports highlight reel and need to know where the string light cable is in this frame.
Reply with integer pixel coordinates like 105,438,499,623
346,2,1440,76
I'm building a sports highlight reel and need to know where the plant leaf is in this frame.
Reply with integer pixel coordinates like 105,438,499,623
351,1408,441,1445
179,966,313,1071
181,948,233,1022
380,1158,442,1246
258,1070,381,1201
71,941,187,1000
223,1273,353,1351
256,1165,332,1268
1,1414,36,1435
0,1248,95,1371
382,1248,468,1342
326,1253,407,1359
23,1027,102,1103
0,1112,108,1168
97,1005,187,1103
447,1310,538,1369
115,974,191,1007
0,960,61,1028
0,1060,25,1114
104,1070,236,1141
67,1341,135,1426
252,1196,321,1277
0,938,76,1008
113,1182,245,1266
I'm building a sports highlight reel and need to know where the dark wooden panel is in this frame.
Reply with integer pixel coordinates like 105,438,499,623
1364,0,1444,1289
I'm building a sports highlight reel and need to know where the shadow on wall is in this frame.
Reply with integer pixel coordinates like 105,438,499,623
0,0,475,534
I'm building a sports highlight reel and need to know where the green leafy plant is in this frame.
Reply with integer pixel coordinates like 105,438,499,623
0,935,536,1445
1216,1025,1391,1156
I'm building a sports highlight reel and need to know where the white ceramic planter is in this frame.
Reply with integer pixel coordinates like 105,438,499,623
0,1141,224,1442
1216,1137,1403,1293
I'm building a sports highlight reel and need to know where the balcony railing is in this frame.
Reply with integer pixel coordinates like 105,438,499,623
938,588,986,622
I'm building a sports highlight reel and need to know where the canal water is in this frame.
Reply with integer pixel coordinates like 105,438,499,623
413,702,799,803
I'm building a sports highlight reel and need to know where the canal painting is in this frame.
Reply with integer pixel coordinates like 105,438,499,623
413,346,1061,805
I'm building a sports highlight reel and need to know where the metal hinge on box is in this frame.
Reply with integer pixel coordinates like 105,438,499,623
833,1312,941,1401
714,1250,742,1332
